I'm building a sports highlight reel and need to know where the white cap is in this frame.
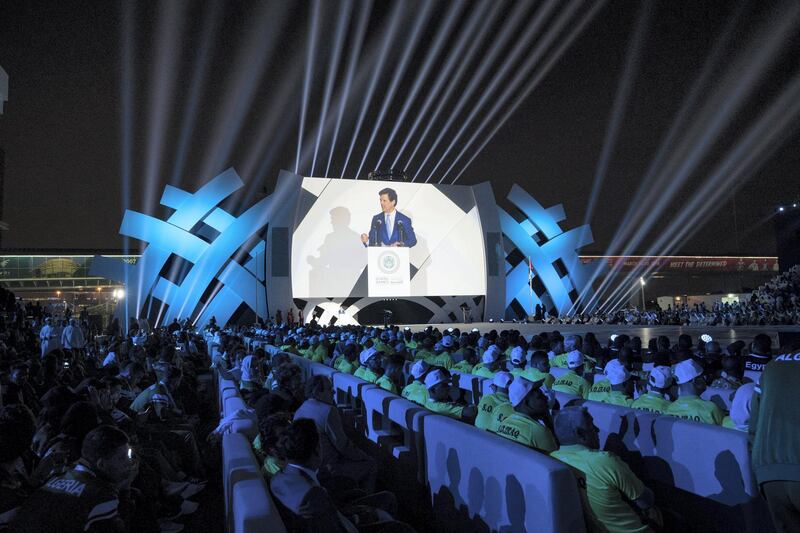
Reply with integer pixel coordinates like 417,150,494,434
441,335,454,348
404,326,411,331
648,366,673,388
492,371,514,389
674,359,703,384
700,334,713,343
447,327,454,333
359,347,378,366
482,345,500,364
410,360,430,379
508,377,544,407
510,346,525,364
605,359,630,385
471,328,479,333
567,351,584,369
424,369,450,390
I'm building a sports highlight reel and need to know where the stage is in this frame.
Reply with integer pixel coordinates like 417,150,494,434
398,322,800,346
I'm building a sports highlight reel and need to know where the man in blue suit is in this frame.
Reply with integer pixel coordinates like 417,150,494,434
360,187,417,247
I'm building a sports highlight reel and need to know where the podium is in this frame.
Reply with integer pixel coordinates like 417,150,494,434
367,246,411,297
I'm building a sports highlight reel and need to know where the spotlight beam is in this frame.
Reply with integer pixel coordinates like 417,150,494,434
428,0,581,184
121,0,135,325
372,1,467,170
142,1,186,215
198,2,292,182
605,70,800,313
168,1,224,186
583,4,797,311
389,1,499,171
340,1,405,179
296,0,322,174
448,0,607,185
353,1,436,180
310,0,353,176
325,1,373,178
412,0,558,182
565,2,650,316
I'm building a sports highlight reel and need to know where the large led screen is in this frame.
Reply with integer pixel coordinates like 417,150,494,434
292,178,486,298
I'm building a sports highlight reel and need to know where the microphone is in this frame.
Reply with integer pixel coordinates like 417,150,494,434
374,218,382,246
397,220,405,245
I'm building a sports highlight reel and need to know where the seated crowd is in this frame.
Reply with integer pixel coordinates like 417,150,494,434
0,304,215,532
211,318,798,533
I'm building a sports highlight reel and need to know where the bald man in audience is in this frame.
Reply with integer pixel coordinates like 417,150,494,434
551,407,663,533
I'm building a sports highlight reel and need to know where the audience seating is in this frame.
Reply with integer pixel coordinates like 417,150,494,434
574,398,772,532
222,432,286,533
362,386,430,482
423,414,586,533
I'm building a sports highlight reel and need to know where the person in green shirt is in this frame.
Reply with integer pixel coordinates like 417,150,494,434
601,361,634,408
424,369,477,423
474,371,515,432
472,345,503,379
425,338,455,369
451,348,479,375
402,360,431,405
666,359,724,425
355,347,381,383
587,378,612,402
508,346,527,378
493,376,558,453
413,337,435,361
631,365,673,414
522,351,556,389
254,411,292,479
552,351,591,399
551,407,662,533
309,336,328,363
333,344,358,375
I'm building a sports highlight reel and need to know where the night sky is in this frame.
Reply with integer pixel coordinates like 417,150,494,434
0,0,798,255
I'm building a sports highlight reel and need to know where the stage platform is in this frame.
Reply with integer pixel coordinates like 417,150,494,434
398,322,800,347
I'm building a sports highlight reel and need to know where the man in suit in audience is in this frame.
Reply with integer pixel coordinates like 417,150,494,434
271,419,408,533
551,407,663,533
294,376,377,492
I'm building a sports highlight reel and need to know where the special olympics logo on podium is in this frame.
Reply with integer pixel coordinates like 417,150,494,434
378,251,401,274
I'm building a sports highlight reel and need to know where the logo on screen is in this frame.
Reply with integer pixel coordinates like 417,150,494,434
378,251,401,274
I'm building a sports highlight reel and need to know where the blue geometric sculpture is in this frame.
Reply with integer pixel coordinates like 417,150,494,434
91,168,270,331
500,184,603,318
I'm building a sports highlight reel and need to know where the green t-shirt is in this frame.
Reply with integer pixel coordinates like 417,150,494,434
360,368,379,384
333,357,356,375
603,391,634,408
310,344,326,363
451,360,475,374
414,349,434,361
401,381,429,404
425,399,465,420
472,363,496,379
666,395,724,425
375,375,397,394
474,392,514,432
552,371,591,399
631,393,671,415
425,352,454,369
354,366,367,380
262,455,284,479
551,444,650,533
521,368,556,389
550,352,570,368
494,412,558,452
588,380,612,402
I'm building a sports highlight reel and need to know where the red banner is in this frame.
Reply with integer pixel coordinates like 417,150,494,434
579,256,779,273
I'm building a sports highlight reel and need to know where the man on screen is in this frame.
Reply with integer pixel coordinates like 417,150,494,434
360,187,417,247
